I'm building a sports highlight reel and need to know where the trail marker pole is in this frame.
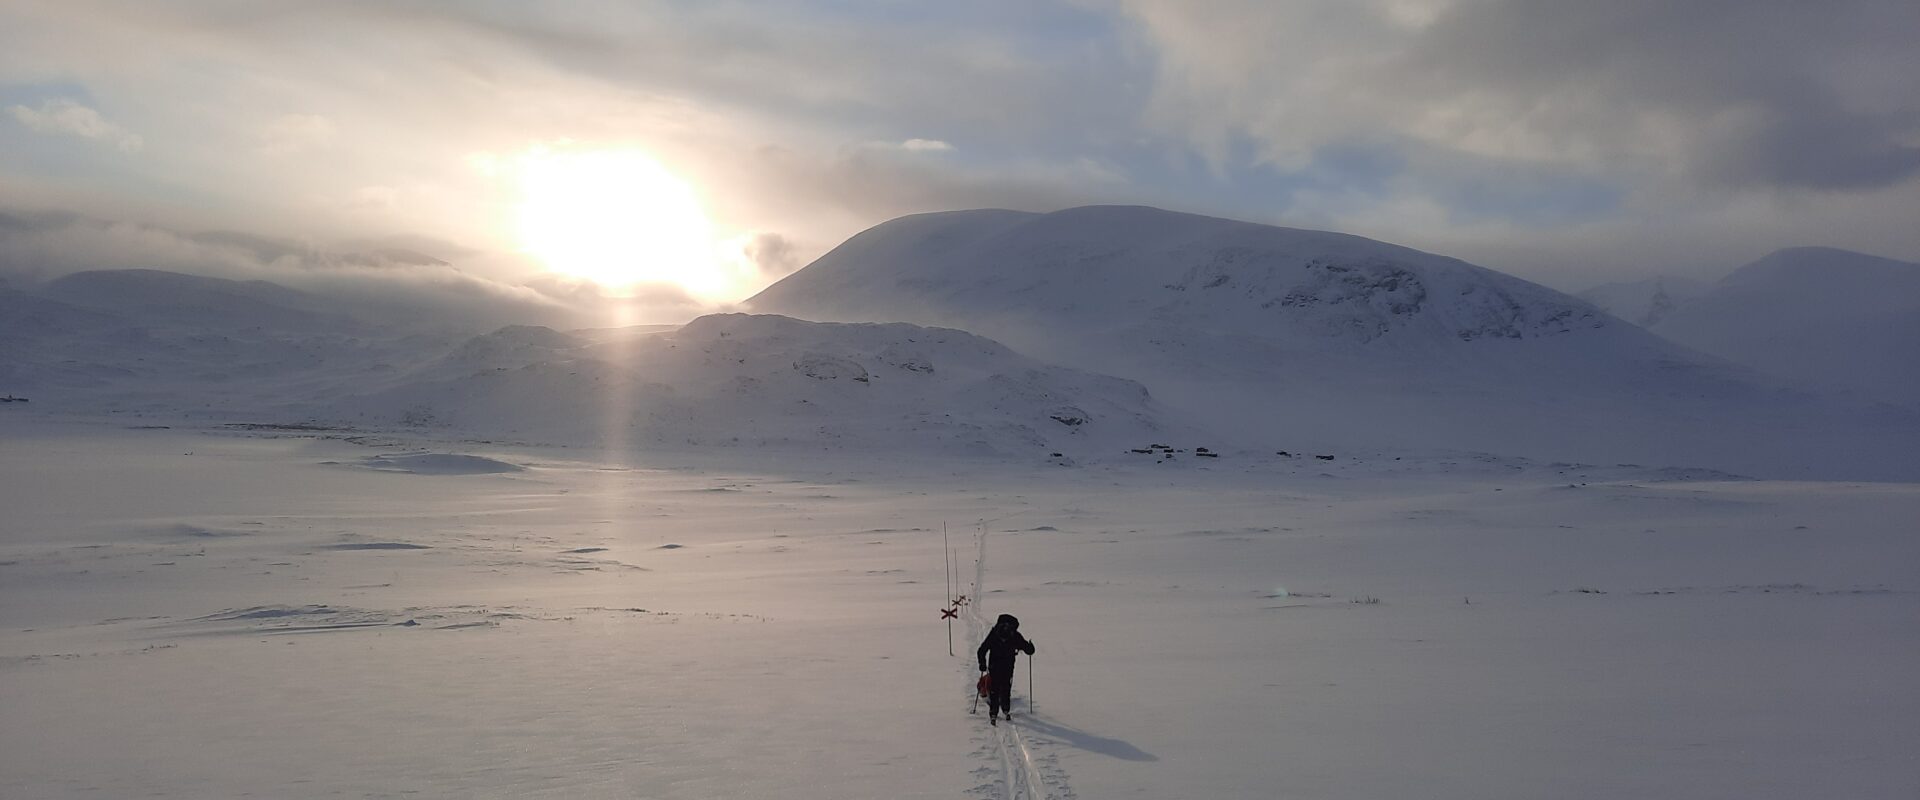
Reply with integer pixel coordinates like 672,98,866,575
943,522,954,656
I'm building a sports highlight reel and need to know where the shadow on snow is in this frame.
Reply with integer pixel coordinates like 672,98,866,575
1015,711,1158,762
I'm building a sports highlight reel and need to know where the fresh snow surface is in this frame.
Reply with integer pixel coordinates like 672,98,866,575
747,206,1920,479
3,416,1917,799
1649,247,1920,407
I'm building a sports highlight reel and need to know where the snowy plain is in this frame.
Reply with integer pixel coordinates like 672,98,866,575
4,411,1916,799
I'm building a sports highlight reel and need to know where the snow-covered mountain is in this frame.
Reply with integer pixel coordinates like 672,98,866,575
1649,247,1920,406
0,270,460,414
752,206,1620,347
7,218,1915,475
2,267,1163,458
333,313,1163,457
749,206,1917,477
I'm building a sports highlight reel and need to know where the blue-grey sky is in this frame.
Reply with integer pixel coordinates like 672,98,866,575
3,0,1917,313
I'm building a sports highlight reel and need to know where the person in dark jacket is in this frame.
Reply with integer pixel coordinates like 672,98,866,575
977,613,1035,724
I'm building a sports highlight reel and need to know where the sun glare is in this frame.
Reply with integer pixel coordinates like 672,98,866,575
513,148,737,299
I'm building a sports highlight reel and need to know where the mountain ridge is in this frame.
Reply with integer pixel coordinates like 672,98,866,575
748,205,1918,478
1651,246,1920,406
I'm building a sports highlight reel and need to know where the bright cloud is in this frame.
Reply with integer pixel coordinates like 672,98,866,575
256,113,338,157
7,99,143,152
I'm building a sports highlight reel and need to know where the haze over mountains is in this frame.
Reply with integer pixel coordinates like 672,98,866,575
1576,276,1707,328
1585,247,1920,406
4,206,1915,477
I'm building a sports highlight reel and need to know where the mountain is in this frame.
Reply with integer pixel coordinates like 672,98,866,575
749,206,1917,478
1650,247,1920,406
40,269,352,333
1578,276,1708,327
1,270,459,413
5,267,1164,459
752,206,1620,347
331,314,1163,458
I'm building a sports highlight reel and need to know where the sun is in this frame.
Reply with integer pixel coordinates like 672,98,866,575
512,147,736,299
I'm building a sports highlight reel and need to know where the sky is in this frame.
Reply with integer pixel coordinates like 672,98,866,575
2,0,1917,320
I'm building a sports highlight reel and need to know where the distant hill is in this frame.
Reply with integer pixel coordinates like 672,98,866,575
1650,247,1920,406
6,231,1914,476
333,313,1164,457
1,270,458,413
749,205,1918,478
41,269,351,333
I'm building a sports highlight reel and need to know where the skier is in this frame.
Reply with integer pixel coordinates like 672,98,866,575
976,613,1035,725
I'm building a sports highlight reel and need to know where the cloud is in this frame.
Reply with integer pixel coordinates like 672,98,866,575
740,232,802,279
7,99,143,152
1,0,1914,297
1111,0,1920,194
0,210,632,330
849,138,957,156
255,113,338,157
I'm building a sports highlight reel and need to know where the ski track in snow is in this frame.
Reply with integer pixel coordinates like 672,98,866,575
966,525,1065,800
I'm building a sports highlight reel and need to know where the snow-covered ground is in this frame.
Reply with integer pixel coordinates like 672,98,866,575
5,412,1916,799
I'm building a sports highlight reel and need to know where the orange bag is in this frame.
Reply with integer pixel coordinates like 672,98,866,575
977,673,992,697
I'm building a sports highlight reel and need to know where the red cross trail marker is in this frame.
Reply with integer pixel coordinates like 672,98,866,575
941,605,959,655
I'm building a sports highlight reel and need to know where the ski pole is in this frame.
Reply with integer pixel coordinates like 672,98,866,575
1029,652,1035,715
